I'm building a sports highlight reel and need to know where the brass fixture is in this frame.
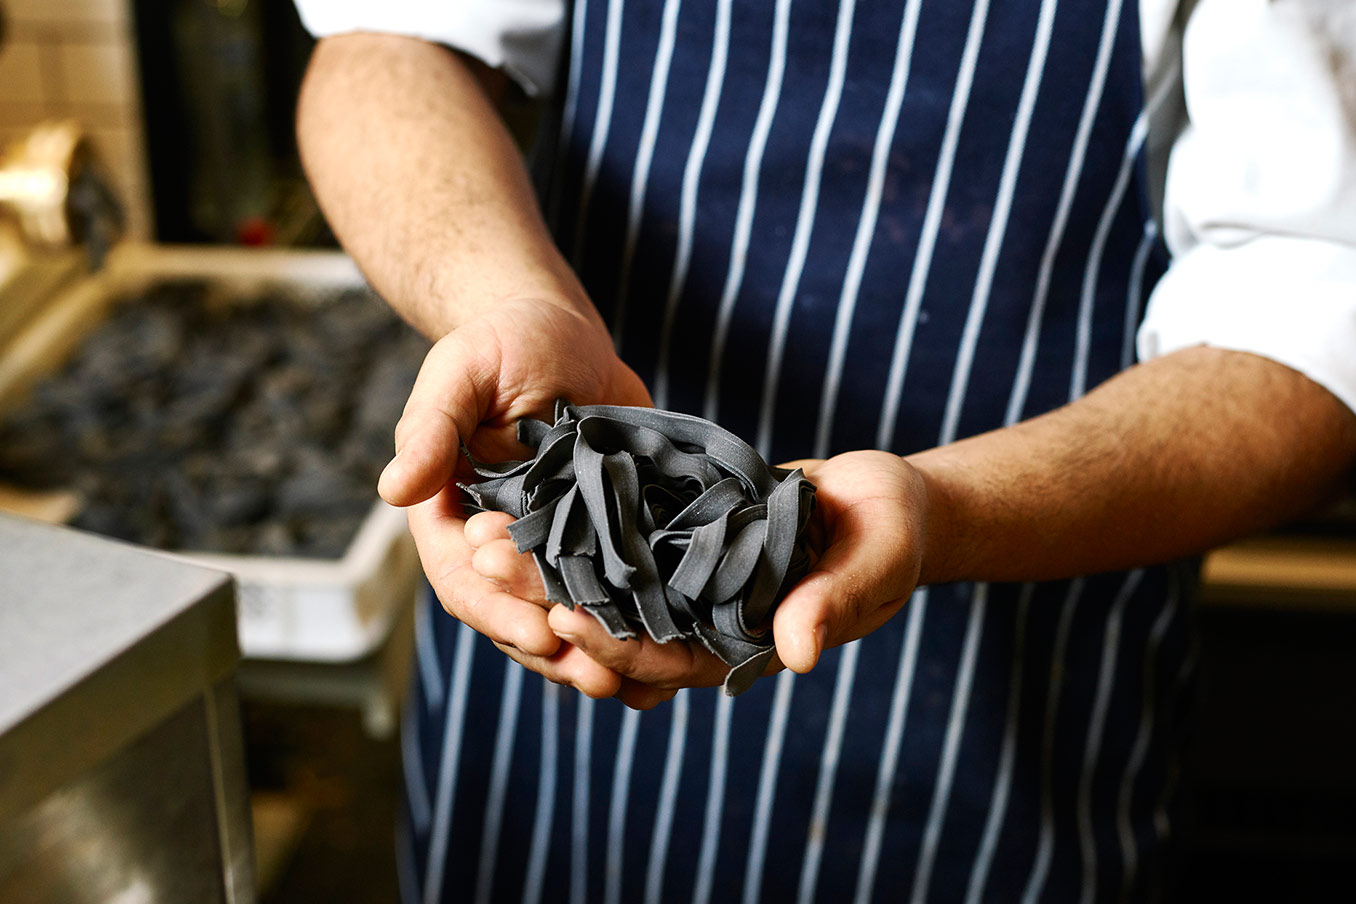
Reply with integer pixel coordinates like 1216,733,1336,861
0,121,124,266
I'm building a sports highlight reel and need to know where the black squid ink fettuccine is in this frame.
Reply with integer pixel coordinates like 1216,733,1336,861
460,401,817,696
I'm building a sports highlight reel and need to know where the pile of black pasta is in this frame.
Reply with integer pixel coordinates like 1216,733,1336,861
462,401,817,696
0,280,428,557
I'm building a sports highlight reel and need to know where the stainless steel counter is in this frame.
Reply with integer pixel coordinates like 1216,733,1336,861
0,513,254,902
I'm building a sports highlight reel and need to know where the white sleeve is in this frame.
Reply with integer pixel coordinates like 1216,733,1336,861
1136,0,1356,415
292,0,568,97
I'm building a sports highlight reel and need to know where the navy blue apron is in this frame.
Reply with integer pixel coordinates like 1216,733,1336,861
403,1,1194,901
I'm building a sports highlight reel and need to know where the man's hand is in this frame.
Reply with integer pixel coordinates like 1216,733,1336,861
409,495,632,699
770,451,927,672
390,298,653,697
458,506,695,709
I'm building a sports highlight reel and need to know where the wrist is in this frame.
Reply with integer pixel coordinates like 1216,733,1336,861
420,254,603,341
905,449,969,587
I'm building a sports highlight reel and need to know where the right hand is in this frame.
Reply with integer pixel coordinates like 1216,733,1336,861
385,297,655,699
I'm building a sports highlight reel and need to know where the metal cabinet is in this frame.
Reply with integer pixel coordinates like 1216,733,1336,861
0,514,253,903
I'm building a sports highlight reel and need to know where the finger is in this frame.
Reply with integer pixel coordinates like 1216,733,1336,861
464,510,515,548
493,640,623,699
407,491,560,656
614,679,679,711
772,499,917,674
380,332,499,507
548,605,730,689
472,538,548,604
775,457,823,472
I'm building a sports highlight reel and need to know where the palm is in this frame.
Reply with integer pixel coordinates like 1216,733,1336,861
391,297,657,705
382,298,650,505
461,300,652,465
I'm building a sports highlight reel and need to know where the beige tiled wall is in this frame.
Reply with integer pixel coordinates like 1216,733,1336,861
0,0,151,239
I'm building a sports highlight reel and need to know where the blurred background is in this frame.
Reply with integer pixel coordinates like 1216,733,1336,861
1,1,1355,902
0,0,323,246
0,2,409,902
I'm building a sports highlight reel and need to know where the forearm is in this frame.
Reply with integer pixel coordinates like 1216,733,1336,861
910,346,1356,585
296,33,592,339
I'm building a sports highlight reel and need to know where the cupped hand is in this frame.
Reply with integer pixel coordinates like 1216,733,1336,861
391,298,651,699
467,509,700,710
770,450,928,673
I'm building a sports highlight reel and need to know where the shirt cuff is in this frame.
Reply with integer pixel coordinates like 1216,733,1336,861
1137,236,1356,416
293,0,566,97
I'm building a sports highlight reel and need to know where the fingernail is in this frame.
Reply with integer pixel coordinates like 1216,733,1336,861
811,623,828,663
377,453,408,504
548,607,584,641
381,447,406,478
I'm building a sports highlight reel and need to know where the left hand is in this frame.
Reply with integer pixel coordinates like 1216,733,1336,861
769,450,927,672
469,450,932,705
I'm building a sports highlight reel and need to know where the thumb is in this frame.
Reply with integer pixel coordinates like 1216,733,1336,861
379,331,498,507
771,502,918,674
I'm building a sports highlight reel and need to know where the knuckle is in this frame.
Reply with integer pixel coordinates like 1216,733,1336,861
492,640,524,662
578,671,622,700
392,416,412,448
849,595,870,629
433,585,472,622
464,511,514,544
632,663,688,691
488,539,529,573
579,681,614,700
431,554,474,590
620,686,678,710
640,673,680,691
840,576,871,629
513,622,557,657
469,542,505,577
598,640,646,675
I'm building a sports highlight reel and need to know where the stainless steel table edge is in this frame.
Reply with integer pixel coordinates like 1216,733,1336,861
0,573,239,819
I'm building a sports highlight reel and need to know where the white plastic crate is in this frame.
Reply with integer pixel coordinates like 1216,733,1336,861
0,244,424,662
171,500,420,662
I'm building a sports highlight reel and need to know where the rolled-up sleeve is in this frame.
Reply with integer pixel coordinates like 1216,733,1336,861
1137,0,1356,415
292,0,567,97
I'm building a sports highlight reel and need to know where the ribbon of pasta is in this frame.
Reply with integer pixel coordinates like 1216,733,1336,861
461,402,817,696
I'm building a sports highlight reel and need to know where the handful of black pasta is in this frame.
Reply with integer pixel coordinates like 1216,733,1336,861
460,401,817,696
